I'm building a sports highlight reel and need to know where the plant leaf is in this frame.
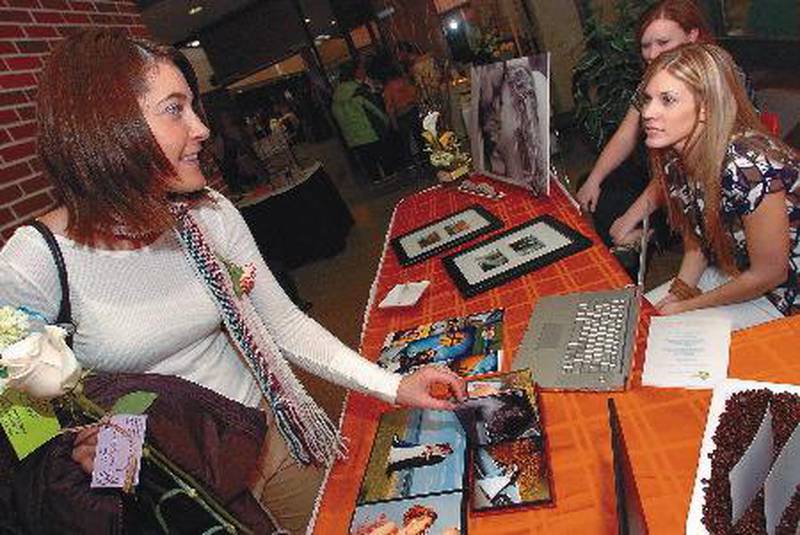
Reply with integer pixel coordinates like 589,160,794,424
111,391,159,415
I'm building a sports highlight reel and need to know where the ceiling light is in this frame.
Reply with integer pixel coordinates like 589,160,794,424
331,20,337,25
448,19,459,30
304,17,311,23
187,40,200,48
188,5,203,15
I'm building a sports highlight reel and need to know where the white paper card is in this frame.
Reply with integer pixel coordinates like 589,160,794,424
729,406,773,524
91,414,147,489
642,315,731,389
765,422,800,535
378,281,430,309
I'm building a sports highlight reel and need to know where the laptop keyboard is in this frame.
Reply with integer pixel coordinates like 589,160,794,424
561,297,628,375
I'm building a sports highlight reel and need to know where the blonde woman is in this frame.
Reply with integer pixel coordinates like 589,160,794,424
639,44,800,322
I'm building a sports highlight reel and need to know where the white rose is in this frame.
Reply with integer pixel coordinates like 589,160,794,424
0,326,81,399
422,111,440,137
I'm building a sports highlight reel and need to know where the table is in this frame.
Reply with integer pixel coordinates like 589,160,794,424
238,163,354,270
310,178,800,534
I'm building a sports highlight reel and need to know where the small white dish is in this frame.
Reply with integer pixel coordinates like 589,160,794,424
378,281,430,309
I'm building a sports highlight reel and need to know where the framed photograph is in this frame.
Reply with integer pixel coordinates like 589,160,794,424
443,215,592,297
390,205,503,266
377,309,505,377
469,54,551,196
357,408,468,506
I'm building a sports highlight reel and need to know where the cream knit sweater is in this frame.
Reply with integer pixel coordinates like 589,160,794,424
0,190,400,407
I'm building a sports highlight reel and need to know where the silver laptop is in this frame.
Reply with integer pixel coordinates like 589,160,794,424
512,215,649,391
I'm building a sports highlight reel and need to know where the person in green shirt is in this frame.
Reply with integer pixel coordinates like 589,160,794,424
332,61,391,183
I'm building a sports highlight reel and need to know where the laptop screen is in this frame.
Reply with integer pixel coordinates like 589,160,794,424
608,398,648,535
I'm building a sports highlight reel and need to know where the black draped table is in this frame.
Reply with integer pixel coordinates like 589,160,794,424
237,163,354,270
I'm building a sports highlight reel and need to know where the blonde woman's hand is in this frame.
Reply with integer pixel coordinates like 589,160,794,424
659,299,688,315
396,366,466,411
655,291,682,314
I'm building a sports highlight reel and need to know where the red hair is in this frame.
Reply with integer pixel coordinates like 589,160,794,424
403,504,437,526
636,0,716,45
37,29,191,243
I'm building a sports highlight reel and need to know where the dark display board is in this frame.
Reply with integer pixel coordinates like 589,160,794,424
200,0,307,84
329,0,374,30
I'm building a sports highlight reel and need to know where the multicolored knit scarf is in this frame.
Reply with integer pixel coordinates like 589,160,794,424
170,202,343,466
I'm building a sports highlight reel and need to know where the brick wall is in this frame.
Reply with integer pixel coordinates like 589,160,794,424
0,0,150,243
0,0,225,245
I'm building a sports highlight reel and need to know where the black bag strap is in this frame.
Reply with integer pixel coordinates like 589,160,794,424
27,221,74,345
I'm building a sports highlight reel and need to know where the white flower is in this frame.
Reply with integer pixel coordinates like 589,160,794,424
0,306,30,350
422,111,440,137
0,326,81,399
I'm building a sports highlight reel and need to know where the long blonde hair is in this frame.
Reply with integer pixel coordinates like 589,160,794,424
644,44,770,273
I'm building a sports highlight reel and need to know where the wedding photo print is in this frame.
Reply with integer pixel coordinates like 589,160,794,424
471,438,552,511
470,54,550,195
350,491,465,535
357,407,467,506
377,309,505,377
455,389,542,447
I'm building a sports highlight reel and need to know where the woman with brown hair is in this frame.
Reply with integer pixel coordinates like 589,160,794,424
576,0,716,253
639,44,800,320
0,29,464,533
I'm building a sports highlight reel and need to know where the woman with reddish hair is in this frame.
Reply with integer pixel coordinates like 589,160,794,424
0,29,464,533
576,0,716,260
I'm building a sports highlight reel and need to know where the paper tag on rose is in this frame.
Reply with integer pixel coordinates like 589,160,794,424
91,414,147,491
0,389,60,460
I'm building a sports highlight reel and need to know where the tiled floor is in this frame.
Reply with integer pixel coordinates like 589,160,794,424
286,133,681,418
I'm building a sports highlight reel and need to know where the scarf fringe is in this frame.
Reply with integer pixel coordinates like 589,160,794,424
171,204,345,466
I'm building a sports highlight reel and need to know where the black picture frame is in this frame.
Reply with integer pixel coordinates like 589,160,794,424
442,214,592,297
390,204,503,266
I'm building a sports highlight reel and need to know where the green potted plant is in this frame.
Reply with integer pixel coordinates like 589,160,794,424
572,0,656,151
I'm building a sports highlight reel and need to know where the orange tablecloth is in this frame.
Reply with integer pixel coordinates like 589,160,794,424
310,181,800,534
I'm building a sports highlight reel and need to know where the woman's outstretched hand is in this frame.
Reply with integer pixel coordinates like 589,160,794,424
396,366,466,411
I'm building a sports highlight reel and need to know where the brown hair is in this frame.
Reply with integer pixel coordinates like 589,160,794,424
643,44,788,273
36,29,191,243
636,0,716,46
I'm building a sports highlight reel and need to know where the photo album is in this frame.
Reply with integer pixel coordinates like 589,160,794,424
458,370,553,512
351,407,468,534
350,369,554,533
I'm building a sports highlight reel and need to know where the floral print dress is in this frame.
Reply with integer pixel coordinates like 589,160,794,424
665,131,800,314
